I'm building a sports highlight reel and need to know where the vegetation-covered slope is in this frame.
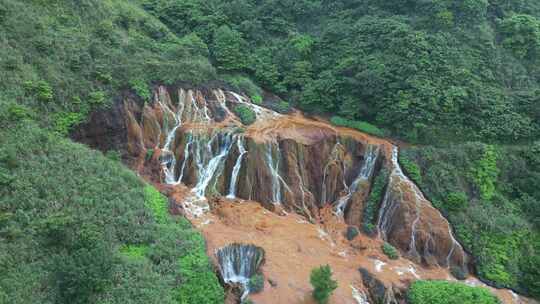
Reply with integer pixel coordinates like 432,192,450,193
0,101,224,303
138,0,540,143
0,0,214,134
401,143,540,297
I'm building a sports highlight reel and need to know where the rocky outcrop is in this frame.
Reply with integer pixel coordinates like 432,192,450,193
75,84,470,277
377,148,469,274
359,268,404,304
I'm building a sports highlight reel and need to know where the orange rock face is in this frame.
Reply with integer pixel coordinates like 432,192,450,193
75,84,534,304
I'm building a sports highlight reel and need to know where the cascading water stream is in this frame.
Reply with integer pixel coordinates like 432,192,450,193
321,141,345,205
217,244,265,301
227,135,247,199
230,91,281,121
334,145,379,217
156,92,185,185
265,143,282,204
376,147,465,267
192,132,234,198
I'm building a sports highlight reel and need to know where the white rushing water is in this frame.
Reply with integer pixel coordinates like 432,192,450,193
156,88,185,185
217,244,264,301
351,286,370,304
192,132,234,198
334,145,379,217
227,135,247,198
265,143,282,204
321,141,345,205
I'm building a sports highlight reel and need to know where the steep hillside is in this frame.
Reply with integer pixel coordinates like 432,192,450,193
0,101,224,303
137,0,540,143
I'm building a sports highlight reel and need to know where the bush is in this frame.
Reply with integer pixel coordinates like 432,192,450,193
382,242,399,260
362,169,389,233
310,265,338,304
399,155,422,184
130,79,151,101
330,116,386,137
251,94,263,105
471,145,499,201
143,186,169,224
407,280,499,304
234,105,257,125
24,80,54,103
346,226,359,241
445,192,468,211
248,273,264,293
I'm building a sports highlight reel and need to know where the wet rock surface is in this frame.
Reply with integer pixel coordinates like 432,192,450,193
74,84,534,304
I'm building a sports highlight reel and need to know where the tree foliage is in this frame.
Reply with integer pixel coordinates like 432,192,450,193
310,265,338,304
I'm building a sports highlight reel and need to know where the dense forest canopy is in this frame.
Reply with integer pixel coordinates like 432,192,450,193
137,0,540,143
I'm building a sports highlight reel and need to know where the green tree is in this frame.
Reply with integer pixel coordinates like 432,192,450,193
499,14,540,60
471,145,499,201
212,25,247,71
310,265,338,304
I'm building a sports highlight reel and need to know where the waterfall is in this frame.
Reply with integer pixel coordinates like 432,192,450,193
227,135,247,199
266,144,281,204
351,286,370,304
265,143,292,205
177,132,193,184
321,141,345,205
334,145,379,217
192,132,234,198
156,89,185,185
217,244,265,301
376,147,464,267
230,91,281,120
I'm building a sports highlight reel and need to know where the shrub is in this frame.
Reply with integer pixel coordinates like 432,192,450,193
120,245,149,260
471,145,499,201
346,226,359,241
24,80,54,103
445,192,468,211
130,78,151,101
145,149,155,161
251,94,263,105
143,185,169,224
105,150,121,161
88,91,106,107
310,265,338,304
407,280,499,304
53,112,85,136
330,116,386,137
274,101,291,113
234,105,257,125
399,155,422,184
248,273,264,293
382,242,399,260
362,169,389,233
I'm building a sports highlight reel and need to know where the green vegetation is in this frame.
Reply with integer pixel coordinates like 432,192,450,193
399,155,422,184
0,0,215,133
330,116,386,137
362,169,389,235
408,280,499,304
310,265,338,304
402,143,539,297
248,274,265,293
138,0,540,143
0,101,224,303
234,105,257,125
251,94,263,105
382,242,399,260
